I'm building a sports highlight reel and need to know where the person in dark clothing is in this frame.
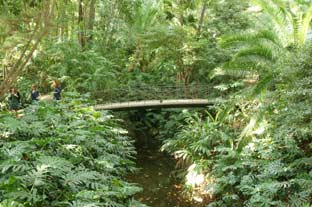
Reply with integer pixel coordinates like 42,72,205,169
31,84,40,101
52,80,61,100
9,87,21,111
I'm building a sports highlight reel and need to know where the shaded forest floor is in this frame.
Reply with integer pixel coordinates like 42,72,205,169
127,132,203,207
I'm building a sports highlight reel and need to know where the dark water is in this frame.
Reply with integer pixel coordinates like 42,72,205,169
128,132,200,207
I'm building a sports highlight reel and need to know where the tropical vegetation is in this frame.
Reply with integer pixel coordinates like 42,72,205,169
0,0,311,206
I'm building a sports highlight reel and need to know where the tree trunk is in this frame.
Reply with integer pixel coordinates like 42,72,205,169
78,0,86,47
197,1,208,36
61,0,68,41
106,1,117,46
0,0,57,98
86,0,96,43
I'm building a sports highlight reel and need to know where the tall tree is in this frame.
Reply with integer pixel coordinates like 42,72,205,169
78,0,86,47
0,0,57,98
197,0,209,35
87,0,96,43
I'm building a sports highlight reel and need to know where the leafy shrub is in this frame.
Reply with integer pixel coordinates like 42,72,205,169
160,45,312,206
26,41,119,94
0,99,142,207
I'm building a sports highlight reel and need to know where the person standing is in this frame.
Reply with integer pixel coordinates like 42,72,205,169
52,80,61,100
9,87,21,111
31,84,40,102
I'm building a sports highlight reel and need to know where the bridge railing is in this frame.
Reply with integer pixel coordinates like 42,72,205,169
93,84,223,104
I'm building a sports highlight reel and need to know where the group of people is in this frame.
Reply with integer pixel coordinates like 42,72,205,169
8,80,62,111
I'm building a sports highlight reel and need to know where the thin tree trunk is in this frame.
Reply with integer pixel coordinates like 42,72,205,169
197,0,208,36
78,0,86,47
86,0,96,43
107,1,117,45
0,0,57,98
61,0,68,41
63,0,70,41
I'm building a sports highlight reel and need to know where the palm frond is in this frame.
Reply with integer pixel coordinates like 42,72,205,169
253,0,287,27
298,3,312,45
292,12,303,45
252,72,274,96
255,0,312,46
223,58,268,74
219,30,281,49
234,45,275,62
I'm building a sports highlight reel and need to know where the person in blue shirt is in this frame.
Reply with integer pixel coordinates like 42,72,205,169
31,84,40,101
52,80,61,100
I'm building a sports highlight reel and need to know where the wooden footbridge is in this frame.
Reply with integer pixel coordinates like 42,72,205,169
93,84,224,110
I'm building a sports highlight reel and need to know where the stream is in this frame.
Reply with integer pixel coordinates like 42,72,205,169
127,131,201,207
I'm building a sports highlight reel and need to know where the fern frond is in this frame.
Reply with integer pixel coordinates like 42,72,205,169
63,169,102,188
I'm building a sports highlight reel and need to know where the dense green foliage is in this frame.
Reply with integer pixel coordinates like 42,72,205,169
0,99,142,207
1,0,251,94
159,37,312,207
1,0,312,206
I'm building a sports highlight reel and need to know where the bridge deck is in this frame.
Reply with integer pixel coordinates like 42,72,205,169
94,99,214,110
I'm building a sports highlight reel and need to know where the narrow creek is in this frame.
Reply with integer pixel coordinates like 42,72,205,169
127,131,200,207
